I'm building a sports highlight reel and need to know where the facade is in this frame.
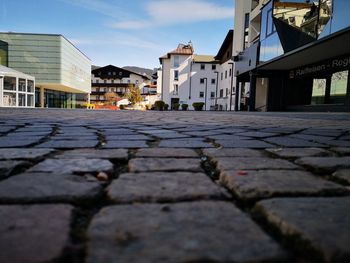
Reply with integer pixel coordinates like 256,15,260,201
90,65,150,105
234,0,350,112
0,32,91,108
0,65,35,107
159,42,221,111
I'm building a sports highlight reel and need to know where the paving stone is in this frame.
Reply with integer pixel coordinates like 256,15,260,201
102,129,138,135
136,148,198,158
0,160,29,179
37,140,98,148
106,134,152,140
301,129,344,137
0,173,102,203
28,158,114,174
103,140,149,148
332,169,350,184
220,170,346,201
0,138,42,147
264,136,325,147
216,139,273,148
0,126,16,133
236,131,278,138
289,134,336,144
214,157,298,171
55,149,128,159
0,204,73,263
259,127,301,134
50,135,98,140
266,147,331,158
183,130,228,136
207,134,248,140
151,132,190,139
323,140,350,147
295,157,350,172
255,197,350,263
0,148,54,160
203,148,264,158
129,158,202,172
331,147,350,155
159,139,214,148
87,201,286,263
107,172,224,203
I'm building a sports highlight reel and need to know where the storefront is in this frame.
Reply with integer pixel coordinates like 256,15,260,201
0,65,35,108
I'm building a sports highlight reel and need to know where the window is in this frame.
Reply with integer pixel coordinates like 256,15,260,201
200,64,205,70
108,72,111,76
18,93,26,107
27,80,34,92
243,13,250,49
173,84,179,95
200,78,205,84
199,91,204,98
221,73,223,80
113,72,116,75
104,80,107,83
225,71,228,79
136,80,139,84
226,88,229,96
174,56,180,67
174,70,179,81
96,79,99,83
4,77,16,90
211,92,215,98
119,72,123,76
212,65,216,70
229,68,232,77
219,89,223,98
211,79,216,84
19,79,26,91
111,79,114,84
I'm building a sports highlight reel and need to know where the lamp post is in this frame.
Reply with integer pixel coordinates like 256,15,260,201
202,77,208,111
228,62,234,111
214,71,219,110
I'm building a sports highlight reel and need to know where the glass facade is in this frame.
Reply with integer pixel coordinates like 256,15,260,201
35,88,77,108
260,0,350,63
0,40,8,66
1,76,35,107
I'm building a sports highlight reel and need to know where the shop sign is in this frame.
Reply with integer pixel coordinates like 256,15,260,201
289,54,350,79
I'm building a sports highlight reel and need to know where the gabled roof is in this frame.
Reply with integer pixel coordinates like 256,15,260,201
215,30,234,60
159,42,194,62
193,55,219,64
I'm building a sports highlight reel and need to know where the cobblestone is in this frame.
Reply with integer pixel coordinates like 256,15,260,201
0,204,73,263
220,170,347,201
1,109,350,263
129,158,202,172
107,172,224,203
87,201,286,263
255,197,350,263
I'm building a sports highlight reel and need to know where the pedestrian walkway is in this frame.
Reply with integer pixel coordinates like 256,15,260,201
0,108,349,263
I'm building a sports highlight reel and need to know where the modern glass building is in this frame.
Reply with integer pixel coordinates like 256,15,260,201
0,65,35,107
234,0,350,111
0,33,91,108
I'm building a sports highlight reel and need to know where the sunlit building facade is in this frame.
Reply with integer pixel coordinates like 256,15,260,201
0,32,91,108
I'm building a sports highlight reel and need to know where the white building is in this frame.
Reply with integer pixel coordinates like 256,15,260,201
159,36,236,111
0,65,35,107
159,43,220,111
0,32,91,108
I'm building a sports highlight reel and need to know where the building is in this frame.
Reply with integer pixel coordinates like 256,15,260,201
90,65,150,105
0,32,91,108
0,65,35,107
159,42,221,110
233,0,350,112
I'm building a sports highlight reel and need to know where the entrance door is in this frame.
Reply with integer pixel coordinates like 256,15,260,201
171,98,179,110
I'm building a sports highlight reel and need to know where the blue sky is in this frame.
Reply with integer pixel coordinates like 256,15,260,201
0,0,234,69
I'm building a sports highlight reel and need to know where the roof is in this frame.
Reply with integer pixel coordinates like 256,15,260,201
215,30,234,60
159,42,194,62
193,55,219,63
0,65,35,79
92,64,150,80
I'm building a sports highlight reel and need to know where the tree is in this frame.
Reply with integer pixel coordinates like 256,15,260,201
105,92,120,106
125,85,143,106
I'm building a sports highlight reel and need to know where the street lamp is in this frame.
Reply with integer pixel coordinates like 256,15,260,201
214,71,219,110
228,62,234,111
202,77,208,111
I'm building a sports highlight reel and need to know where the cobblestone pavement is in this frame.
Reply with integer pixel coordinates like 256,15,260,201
0,108,350,263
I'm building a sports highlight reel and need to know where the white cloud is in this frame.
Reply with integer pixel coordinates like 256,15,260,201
112,0,234,29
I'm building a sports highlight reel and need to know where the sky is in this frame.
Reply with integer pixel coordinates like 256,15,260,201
0,0,235,69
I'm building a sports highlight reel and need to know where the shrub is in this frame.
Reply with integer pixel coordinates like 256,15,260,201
154,100,165,111
164,104,169,110
173,103,180,110
192,102,205,111
181,104,188,111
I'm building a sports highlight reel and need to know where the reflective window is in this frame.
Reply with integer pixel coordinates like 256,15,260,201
4,77,16,91
19,78,26,91
27,94,34,107
3,92,16,106
18,93,26,106
27,80,34,92
311,78,327,104
174,56,180,67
